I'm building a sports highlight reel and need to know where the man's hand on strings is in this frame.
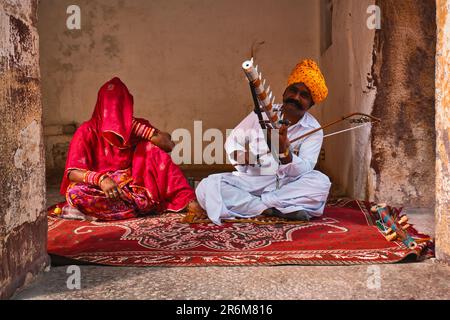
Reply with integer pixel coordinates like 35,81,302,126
278,123,291,154
266,124,292,164
265,124,290,153
278,123,293,164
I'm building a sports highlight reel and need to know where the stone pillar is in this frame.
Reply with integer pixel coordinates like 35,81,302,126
370,0,436,207
435,0,450,264
0,0,49,299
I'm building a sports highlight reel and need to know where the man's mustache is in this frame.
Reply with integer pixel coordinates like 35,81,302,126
283,98,303,110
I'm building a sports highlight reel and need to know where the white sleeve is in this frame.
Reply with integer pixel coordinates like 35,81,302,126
224,112,259,163
277,129,323,177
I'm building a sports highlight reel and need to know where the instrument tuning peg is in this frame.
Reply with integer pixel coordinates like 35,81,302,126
386,232,397,241
399,216,409,224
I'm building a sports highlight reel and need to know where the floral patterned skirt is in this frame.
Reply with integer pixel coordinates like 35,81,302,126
65,169,155,221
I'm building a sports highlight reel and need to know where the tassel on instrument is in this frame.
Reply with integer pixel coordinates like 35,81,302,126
371,203,418,249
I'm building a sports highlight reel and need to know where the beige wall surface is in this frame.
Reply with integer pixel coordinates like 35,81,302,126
318,0,376,198
39,0,320,135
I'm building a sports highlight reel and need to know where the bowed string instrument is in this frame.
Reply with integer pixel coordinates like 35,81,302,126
241,58,381,159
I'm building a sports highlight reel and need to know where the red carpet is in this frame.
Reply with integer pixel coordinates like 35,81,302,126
47,199,433,266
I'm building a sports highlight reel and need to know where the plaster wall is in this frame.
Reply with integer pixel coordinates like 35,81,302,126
39,0,321,169
318,0,377,199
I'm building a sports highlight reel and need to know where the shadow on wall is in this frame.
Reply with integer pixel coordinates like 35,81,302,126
44,123,77,185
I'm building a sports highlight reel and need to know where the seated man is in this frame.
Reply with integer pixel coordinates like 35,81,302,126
59,77,203,220
196,59,331,225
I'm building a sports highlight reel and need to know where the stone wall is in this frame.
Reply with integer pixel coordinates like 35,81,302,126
370,0,436,207
320,0,436,207
435,0,450,264
0,0,49,299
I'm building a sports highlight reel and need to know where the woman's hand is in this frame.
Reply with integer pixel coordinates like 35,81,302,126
99,176,124,200
150,131,175,152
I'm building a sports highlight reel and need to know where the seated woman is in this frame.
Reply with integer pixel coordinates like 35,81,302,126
58,77,204,220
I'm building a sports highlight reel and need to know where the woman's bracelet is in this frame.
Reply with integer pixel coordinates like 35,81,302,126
132,119,158,141
98,174,109,185
83,171,103,186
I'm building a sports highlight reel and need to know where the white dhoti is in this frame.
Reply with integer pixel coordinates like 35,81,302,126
196,170,331,225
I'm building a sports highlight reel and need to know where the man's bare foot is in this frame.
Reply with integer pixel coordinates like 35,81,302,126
262,207,310,221
181,200,208,223
187,200,206,214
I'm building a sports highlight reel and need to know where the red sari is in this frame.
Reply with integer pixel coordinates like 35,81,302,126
58,77,195,220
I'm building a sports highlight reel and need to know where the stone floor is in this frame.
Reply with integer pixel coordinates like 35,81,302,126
12,185,450,300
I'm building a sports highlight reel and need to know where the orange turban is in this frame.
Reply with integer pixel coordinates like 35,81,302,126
287,59,328,104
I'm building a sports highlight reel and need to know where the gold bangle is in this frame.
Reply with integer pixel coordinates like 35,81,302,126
99,174,109,184
82,171,89,183
279,149,290,159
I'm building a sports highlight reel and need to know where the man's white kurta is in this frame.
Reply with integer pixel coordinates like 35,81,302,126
196,105,331,225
